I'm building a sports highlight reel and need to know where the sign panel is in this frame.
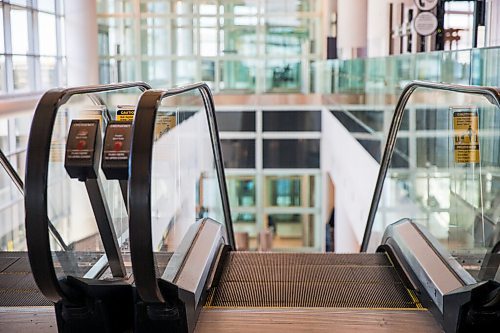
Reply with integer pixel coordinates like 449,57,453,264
453,108,480,164
64,119,101,180
154,112,177,140
414,0,438,11
102,121,132,180
66,120,99,161
414,12,438,36
116,105,135,122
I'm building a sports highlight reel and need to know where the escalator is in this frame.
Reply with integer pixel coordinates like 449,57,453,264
126,82,500,333
14,81,500,332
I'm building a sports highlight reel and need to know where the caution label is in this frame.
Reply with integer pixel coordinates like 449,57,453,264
453,108,480,163
154,113,176,140
116,107,135,122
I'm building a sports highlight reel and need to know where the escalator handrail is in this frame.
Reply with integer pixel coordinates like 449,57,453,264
361,80,500,252
25,82,151,303
129,82,234,304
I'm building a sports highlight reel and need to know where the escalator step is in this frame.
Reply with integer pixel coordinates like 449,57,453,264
206,253,421,309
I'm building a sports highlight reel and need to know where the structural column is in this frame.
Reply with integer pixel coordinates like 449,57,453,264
65,0,99,86
486,0,500,46
336,0,368,59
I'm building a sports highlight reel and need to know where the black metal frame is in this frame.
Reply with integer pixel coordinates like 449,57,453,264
361,80,500,252
25,81,151,303
129,82,234,305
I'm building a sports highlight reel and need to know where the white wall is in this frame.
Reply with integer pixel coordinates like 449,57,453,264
336,0,368,59
367,0,390,57
321,109,379,252
486,0,500,47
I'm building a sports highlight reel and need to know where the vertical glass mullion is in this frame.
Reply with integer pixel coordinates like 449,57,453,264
55,0,63,86
3,3,13,92
30,7,40,90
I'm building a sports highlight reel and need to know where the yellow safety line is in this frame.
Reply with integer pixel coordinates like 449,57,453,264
406,288,424,309
203,305,428,311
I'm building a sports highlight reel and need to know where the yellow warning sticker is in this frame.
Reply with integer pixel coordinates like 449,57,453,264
453,108,480,163
116,109,135,122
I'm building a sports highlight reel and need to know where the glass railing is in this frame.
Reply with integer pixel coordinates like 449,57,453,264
0,112,35,251
128,82,233,303
24,82,151,303
362,81,500,281
323,46,499,98
324,47,499,173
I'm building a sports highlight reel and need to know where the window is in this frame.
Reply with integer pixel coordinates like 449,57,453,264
263,139,320,168
263,111,321,132
0,0,65,94
217,111,255,132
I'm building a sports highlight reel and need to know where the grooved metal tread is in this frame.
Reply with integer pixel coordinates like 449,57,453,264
0,252,52,306
206,252,421,309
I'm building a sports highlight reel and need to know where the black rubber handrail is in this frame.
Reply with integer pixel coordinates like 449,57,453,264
129,82,234,303
361,80,500,252
25,81,151,303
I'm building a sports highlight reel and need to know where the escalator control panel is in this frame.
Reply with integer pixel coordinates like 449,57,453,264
64,119,102,181
101,121,132,180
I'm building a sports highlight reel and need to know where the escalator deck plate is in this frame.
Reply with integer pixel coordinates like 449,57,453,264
206,252,421,309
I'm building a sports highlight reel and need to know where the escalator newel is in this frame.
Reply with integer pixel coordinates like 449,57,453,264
444,280,500,333
54,119,133,332
134,280,188,333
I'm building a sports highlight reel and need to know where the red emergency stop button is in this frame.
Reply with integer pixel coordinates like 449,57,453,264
77,140,87,150
114,141,123,151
